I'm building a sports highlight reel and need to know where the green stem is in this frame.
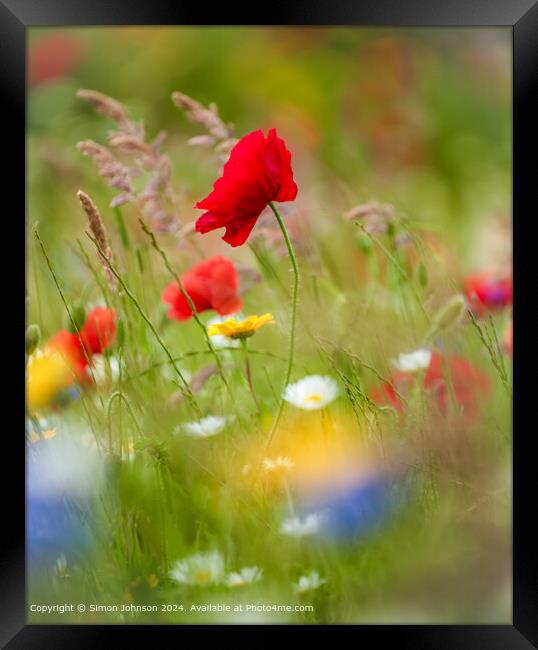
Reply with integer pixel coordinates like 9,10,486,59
241,338,260,413
123,348,284,382
33,228,104,407
467,309,511,399
138,216,231,397
265,202,299,450
86,232,201,416
107,391,143,455
113,206,131,250
320,407,331,441
283,478,295,516
355,222,430,324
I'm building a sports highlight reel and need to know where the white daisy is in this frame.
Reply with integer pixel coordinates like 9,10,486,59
294,570,326,594
262,456,295,473
226,566,263,587
169,552,225,586
392,348,432,373
207,313,242,349
280,513,324,538
282,375,339,410
175,415,232,438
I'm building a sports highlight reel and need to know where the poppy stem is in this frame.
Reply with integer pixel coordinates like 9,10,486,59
265,202,299,450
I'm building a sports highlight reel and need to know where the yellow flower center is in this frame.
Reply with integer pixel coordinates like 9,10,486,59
305,394,322,403
194,570,212,584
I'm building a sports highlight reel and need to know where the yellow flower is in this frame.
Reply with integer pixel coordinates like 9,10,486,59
29,428,58,444
207,313,275,340
27,350,71,412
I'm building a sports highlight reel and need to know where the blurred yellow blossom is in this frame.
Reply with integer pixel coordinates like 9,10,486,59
27,350,71,411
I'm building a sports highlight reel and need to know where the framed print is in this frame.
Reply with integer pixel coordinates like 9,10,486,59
2,0,536,645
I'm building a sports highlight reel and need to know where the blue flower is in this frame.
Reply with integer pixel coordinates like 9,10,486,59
298,471,411,541
26,433,101,570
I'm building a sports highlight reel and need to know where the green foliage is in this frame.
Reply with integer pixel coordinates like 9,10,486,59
26,27,511,625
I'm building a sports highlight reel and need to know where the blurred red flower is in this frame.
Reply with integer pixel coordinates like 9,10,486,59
44,307,117,386
464,272,512,314
80,307,117,354
162,256,242,321
47,330,90,381
195,129,298,247
28,33,83,87
371,353,490,423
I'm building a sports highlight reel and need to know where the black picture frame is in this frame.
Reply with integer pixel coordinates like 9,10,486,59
3,0,536,645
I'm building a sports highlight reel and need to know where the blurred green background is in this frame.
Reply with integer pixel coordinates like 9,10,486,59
26,28,512,624
28,26,511,269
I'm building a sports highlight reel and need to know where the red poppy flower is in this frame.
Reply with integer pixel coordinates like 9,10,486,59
162,256,242,321
28,34,83,87
371,353,490,423
47,330,90,381
464,272,512,314
195,129,298,247
80,307,117,354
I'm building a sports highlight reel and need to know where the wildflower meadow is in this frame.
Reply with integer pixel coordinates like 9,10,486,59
26,27,512,624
